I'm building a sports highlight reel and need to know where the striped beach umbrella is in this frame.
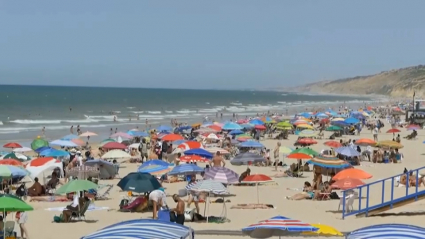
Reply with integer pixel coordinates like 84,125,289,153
242,215,318,238
186,179,229,195
307,155,351,169
347,224,425,239
0,165,28,178
204,167,239,184
298,130,318,137
168,164,204,176
230,152,266,166
81,219,194,239
141,159,169,167
137,164,170,176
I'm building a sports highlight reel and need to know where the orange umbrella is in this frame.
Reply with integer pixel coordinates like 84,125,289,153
331,178,365,190
242,174,273,203
71,138,85,146
354,138,376,146
177,141,203,150
286,153,312,160
179,155,209,163
324,141,342,148
162,134,184,141
333,168,373,180
27,157,56,167
0,159,24,167
208,125,222,132
386,128,401,133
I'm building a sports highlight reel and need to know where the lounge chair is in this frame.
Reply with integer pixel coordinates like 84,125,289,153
337,194,355,212
4,221,15,237
119,197,148,212
70,201,90,221
96,184,113,200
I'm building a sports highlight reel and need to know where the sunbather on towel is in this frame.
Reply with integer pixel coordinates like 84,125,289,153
286,181,314,200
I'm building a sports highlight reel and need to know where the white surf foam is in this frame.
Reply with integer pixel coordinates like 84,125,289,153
147,111,161,114
176,109,197,114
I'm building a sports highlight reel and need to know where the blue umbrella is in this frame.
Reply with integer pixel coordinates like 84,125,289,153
127,131,149,137
40,149,69,157
242,216,318,238
141,160,169,167
239,141,264,148
184,148,213,159
347,224,425,239
344,118,360,124
222,122,243,130
34,146,52,154
240,124,254,129
249,119,264,125
81,219,194,239
176,126,192,132
168,164,204,175
331,121,350,127
157,125,172,132
335,147,360,157
230,152,266,166
229,129,244,135
61,134,79,140
315,112,328,118
138,164,170,175
298,112,312,118
84,159,116,178
0,165,28,178
50,139,78,147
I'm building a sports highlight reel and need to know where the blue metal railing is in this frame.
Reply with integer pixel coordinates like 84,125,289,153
341,166,425,219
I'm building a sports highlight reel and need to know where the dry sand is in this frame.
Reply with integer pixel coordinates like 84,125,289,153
14,123,425,239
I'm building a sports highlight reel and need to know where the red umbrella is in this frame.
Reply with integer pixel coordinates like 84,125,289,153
242,174,273,203
324,141,342,148
254,125,266,130
162,134,184,141
3,142,22,148
0,159,24,167
179,155,209,163
297,138,317,145
286,153,312,160
386,128,401,133
331,178,365,190
407,124,421,130
208,125,222,132
320,118,330,124
102,142,127,150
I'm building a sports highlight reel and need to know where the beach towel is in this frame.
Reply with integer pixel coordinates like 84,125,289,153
45,204,109,212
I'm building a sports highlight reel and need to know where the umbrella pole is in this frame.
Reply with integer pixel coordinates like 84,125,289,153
256,183,259,204
206,193,210,223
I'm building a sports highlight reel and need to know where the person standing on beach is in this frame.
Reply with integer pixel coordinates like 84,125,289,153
373,126,379,141
41,127,45,137
274,142,281,171
70,125,74,134
210,151,226,167
16,211,29,239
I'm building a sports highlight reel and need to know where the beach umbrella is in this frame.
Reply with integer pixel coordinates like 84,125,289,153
354,138,376,146
127,131,149,137
298,112,312,118
286,153,312,160
240,124,254,129
0,159,24,167
61,134,79,140
141,159,169,167
177,141,203,150
276,121,293,128
249,119,264,125
56,179,98,194
326,125,342,131
79,131,98,137
230,152,266,166
184,148,213,159
27,157,56,167
187,179,229,194
83,160,116,179
375,140,403,149
298,130,318,137
31,138,49,150
331,117,345,122
297,124,314,130
407,124,421,131
207,125,222,132
168,164,204,175
344,118,359,124
242,215,318,238
0,193,34,239
40,149,69,157
102,142,127,150
0,165,28,177
242,174,273,203
324,141,342,148
301,224,343,237
205,133,219,140
101,150,131,159
179,155,209,163
236,133,252,139
347,224,425,239
331,178,365,190
12,147,32,153
320,118,330,124
99,138,116,147
34,146,52,154
50,139,78,147
204,167,239,184
161,133,184,142
229,129,244,135
297,138,317,145
222,122,243,130
331,121,350,127
279,146,294,155
387,128,401,133
239,141,265,148
137,164,171,175
71,138,85,146
333,168,372,180
307,155,351,169
176,125,192,132
254,125,266,130
335,147,360,157
117,172,161,193
204,147,230,155
157,125,172,132
316,113,329,118
3,142,22,149
2,152,24,162
81,219,194,239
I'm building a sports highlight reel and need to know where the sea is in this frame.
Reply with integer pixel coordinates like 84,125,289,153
0,85,376,142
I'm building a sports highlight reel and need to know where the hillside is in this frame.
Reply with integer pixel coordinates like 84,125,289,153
291,65,425,97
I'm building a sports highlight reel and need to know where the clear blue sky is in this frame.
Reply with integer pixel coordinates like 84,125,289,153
1,1,424,89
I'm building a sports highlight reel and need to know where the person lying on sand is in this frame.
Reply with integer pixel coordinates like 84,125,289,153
230,204,274,209
270,171,288,178
286,181,314,200
400,169,425,187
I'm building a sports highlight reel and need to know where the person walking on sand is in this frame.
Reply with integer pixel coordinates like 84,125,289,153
210,151,226,167
274,142,281,171
373,126,379,141
16,211,29,239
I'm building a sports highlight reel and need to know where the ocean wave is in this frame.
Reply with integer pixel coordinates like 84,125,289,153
0,121,3,125
198,108,220,113
164,111,173,114
176,109,197,114
230,102,242,106
10,119,62,124
147,111,161,114
130,111,144,114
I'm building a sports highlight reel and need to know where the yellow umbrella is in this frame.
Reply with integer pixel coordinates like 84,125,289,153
299,130,318,137
297,124,314,129
331,117,345,121
302,223,343,236
375,140,404,149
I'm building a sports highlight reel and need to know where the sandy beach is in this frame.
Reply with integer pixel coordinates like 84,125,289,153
4,118,422,239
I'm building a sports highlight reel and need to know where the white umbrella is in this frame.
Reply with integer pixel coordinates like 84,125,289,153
206,133,219,140
128,143,139,149
101,150,131,159
50,139,78,147
80,131,98,137
13,147,32,153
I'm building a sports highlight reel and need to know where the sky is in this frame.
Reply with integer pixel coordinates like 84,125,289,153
1,1,425,89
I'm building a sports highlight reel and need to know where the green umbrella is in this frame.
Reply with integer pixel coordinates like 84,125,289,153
56,180,98,194
0,195,33,212
279,146,294,154
2,153,23,162
31,138,49,150
291,148,319,156
326,125,342,131
100,138,116,147
276,121,293,128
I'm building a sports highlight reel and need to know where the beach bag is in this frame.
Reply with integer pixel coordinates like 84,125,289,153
53,214,62,223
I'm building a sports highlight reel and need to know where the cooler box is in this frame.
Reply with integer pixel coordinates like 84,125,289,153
157,209,170,222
